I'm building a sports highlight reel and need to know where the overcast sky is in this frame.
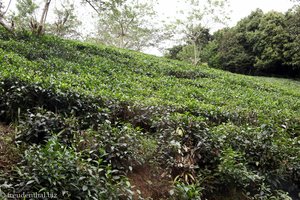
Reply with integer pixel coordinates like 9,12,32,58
229,0,295,26
149,0,296,54
2,0,296,28
1,0,297,55
155,0,295,26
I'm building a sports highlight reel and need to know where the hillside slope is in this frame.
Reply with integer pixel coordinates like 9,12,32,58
0,33,299,199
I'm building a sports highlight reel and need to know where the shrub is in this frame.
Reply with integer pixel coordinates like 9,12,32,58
0,136,132,199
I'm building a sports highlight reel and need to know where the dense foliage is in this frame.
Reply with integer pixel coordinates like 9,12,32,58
0,30,299,199
167,7,300,78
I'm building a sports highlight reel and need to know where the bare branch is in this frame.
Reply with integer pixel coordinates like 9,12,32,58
2,0,12,15
0,17,14,33
37,0,52,35
84,0,101,14
0,0,15,34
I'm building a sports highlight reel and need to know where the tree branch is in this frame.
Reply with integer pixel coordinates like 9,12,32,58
37,0,51,35
0,17,14,33
1,0,12,16
84,0,101,15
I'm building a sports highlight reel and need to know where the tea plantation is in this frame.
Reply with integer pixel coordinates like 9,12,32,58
0,31,299,199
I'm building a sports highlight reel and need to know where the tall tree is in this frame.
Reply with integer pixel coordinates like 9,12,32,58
284,6,300,70
253,11,289,73
165,45,184,60
36,0,51,35
81,0,113,14
47,0,81,38
12,0,39,32
184,25,211,64
169,0,230,65
0,0,15,33
2,0,52,35
94,0,159,51
203,8,300,77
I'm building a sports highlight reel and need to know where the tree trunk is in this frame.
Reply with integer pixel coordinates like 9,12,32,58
37,0,52,35
0,17,14,34
119,22,125,48
120,35,124,48
0,0,15,35
193,41,199,65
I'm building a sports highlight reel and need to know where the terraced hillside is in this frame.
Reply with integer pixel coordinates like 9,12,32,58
0,31,299,199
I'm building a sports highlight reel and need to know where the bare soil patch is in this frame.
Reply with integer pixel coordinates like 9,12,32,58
128,164,173,199
0,123,12,135
0,123,18,170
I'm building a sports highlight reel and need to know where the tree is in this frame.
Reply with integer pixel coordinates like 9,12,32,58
12,0,39,32
1,0,52,35
166,27,211,63
81,0,112,14
229,9,264,73
169,0,230,65
284,6,300,71
165,45,184,60
33,0,52,35
94,0,159,51
203,8,300,77
253,11,289,74
0,0,15,33
236,10,263,48
47,0,81,38
205,28,254,73
184,25,211,64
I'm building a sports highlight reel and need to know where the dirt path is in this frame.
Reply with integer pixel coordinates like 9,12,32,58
0,123,18,170
128,164,173,199
0,123,10,133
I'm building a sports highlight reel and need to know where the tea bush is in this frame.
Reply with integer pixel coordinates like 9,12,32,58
0,33,299,199
0,136,132,199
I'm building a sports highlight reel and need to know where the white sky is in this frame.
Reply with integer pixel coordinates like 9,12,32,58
148,0,296,55
229,0,295,26
155,0,296,28
1,0,297,55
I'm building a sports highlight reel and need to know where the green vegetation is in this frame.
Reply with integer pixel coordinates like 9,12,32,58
0,30,299,199
167,7,300,78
